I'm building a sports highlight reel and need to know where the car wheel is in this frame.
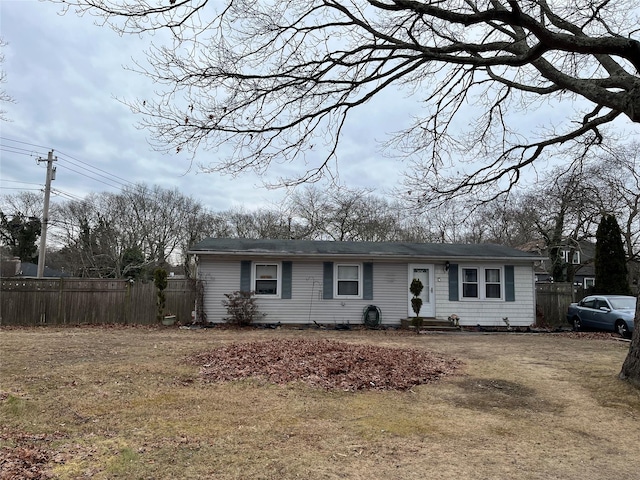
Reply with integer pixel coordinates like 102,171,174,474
615,320,630,339
572,317,582,331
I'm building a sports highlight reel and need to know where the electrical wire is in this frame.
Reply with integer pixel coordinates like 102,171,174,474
1,135,136,194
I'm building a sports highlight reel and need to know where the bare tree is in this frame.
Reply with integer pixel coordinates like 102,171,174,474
460,194,540,246
49,185,216,277
593,143,640,262
0,191,43,219
55,1,640,202
287,185,408,241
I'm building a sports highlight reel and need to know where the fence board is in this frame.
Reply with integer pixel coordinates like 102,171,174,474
0,278,196,326
535,283,574,328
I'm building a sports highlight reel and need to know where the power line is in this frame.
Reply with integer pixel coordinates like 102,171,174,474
56,150,135,187
0,179,43,187
1,136,183,208
55,162,128,191
2,136,137,192
51,188,84,201
0,136,51,151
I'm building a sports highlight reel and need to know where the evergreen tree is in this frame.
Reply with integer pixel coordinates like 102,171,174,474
0,212,41,262
594,215,631,295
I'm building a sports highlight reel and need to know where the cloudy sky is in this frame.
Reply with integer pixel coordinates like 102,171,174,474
1,0,408,213
2,1,638,219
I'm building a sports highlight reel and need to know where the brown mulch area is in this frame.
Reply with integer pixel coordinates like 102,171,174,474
187,338,462,391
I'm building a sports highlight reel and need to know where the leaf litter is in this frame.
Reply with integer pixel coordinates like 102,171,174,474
187,338,462,391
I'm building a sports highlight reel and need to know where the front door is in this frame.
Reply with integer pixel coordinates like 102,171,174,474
408,265,434,317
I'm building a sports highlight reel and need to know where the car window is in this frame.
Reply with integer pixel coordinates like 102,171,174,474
581,298,595,308
594,299,609,310
609,297,636,310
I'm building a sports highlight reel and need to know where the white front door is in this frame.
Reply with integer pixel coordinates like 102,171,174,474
408,265,434,317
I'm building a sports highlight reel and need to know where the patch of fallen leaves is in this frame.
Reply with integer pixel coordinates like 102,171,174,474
187,338,462,391
0,446,50,480
548,331,630,341
0,429,64,480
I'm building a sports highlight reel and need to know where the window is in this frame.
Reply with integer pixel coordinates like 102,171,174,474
584,278,595,289
485,268,501,298
335,264,361,298
580,297,595,308
461,266,503,300
254,263,279,296
462,268,478,298
561,250,580,264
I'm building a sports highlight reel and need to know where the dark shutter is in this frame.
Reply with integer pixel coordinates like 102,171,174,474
505,265,515,302
363,262,373,300
448,263,459,301
282,261,292,299
240,260,251,292
323,262,333,299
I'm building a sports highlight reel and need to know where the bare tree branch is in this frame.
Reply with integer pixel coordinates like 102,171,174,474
52,0,640,202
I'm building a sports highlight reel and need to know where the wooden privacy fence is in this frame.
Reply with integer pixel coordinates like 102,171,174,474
0,278,197,326
535,282,575,328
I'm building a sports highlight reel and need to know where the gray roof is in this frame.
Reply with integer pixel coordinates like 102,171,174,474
189,238,542,261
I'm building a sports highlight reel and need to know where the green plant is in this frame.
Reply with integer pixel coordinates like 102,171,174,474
222,290,263,326
410,278,424,332
154,268,168,322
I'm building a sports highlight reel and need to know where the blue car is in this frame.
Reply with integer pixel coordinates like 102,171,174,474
567,295,636,338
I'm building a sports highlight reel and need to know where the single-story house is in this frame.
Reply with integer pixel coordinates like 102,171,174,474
188,238,544,328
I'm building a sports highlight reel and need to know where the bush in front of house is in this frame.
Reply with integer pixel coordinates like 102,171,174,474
222,290,263,326
410,278,424,331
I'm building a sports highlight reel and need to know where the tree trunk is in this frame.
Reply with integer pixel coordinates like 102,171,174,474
619,293,640,387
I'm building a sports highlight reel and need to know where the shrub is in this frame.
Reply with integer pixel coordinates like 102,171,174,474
154,268,168,322
410,278,424,332
222,291,263,326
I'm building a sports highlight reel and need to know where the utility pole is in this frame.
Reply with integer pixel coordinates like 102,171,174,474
37,150,56,278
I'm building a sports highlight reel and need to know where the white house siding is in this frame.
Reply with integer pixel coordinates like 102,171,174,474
434,264,536,327
198,258,409,325
198,257,536,327
198,258,240,323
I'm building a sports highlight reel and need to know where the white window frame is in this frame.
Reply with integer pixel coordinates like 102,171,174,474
334,263,362,299
561,250,581,264
584,277,595,289
252,262,281,297
571,251,581,264
460,266,504,301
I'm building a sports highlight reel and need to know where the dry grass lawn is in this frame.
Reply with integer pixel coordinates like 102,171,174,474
1,326,639,479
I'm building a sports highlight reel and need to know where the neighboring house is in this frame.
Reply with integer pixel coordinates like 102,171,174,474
518,241,596,289
0,257,70,278
189,238,543,328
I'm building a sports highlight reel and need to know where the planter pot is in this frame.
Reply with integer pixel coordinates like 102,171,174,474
162,315,176,326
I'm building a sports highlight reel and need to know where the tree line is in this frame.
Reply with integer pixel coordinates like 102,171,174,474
1,144,639,282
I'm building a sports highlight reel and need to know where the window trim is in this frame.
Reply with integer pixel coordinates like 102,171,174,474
561,249,581,264
252,262,281,298
459,266,504,301
334,263,363,299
